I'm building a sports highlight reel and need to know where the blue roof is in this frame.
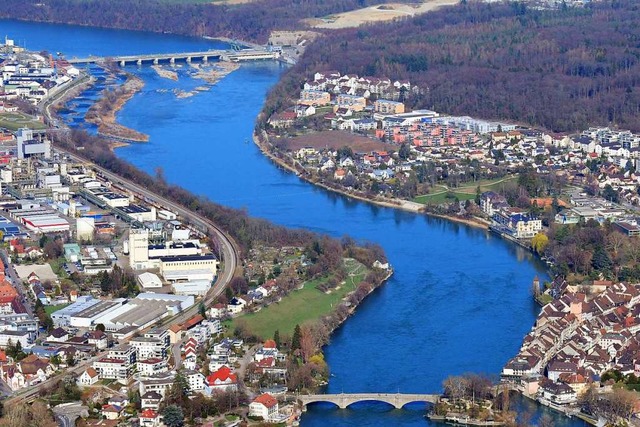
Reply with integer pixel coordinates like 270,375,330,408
28,346,60,357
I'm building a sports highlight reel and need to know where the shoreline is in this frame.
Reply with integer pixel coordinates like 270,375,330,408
252,130,491,231
85,73,149,145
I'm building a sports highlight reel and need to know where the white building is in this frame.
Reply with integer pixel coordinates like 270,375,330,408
159,254,218,282
137,358,168,376
137,272,163,289
249,393,279,421
172,280,211,296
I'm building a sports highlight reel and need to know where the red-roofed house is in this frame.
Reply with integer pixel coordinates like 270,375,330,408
182,314,204,331
139,408,160,427
249,393,279,421
204,366,237,395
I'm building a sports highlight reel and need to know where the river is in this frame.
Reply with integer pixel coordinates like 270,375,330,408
1,20,586,426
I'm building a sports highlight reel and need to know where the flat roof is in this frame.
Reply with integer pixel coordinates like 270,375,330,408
101,193,128,200
160,254,216,262
73,299,125,319
120,205,151,214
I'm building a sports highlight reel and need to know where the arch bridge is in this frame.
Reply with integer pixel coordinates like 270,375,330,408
298,393,440,410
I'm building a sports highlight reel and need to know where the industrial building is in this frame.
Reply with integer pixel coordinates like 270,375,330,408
51,295,101,327
91,293,194,332
128,228,204,271
16,128,51,160
68,298,127,328
172,280,211,296
159,254,218,283
137,272,163,289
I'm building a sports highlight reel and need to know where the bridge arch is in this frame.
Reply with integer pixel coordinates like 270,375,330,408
298,393,440,410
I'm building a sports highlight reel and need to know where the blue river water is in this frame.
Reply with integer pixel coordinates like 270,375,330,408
1,20,587,426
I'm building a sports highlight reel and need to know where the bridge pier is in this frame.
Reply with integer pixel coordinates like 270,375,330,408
153,58,159,65
137,59,142,66
203,56,208,63
186,56,191,63
119,60,126,67
170,57,175,64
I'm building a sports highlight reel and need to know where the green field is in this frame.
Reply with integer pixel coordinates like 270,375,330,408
45,303,70,316
0,112,47,131
414,176,518,205
230,259,367,339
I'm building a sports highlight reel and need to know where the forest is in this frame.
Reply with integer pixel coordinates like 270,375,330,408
264,0,640,133
0,0,387,43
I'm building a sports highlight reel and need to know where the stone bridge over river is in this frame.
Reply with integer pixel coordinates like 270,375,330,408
297,393,441,409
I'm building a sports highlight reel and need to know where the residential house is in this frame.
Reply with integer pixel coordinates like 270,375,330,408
540,381,577,405
268,112,296,129
204,366,238,395
137,358,168,376
47,327,69,343
298,90,331,107
141,391,163,410
92,357,131,383
139,409,160,427
374,99,405,115
77,367,99,386
86,330,108,350
101,405,122,420
249,393,279,421
185,370,205,393
334,94,366,112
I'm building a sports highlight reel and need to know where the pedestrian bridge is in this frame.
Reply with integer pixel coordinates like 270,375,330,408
298,393,440,409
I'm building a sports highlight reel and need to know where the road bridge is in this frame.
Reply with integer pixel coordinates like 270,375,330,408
297,393,440,410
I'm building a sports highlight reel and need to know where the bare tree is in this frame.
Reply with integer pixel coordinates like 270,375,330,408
443,375,468,403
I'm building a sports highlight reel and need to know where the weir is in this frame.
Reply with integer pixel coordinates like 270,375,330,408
68,48,279,65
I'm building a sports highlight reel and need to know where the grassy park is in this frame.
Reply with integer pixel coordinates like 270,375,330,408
0,111,47,131
414,175,518,205
230,258,368,339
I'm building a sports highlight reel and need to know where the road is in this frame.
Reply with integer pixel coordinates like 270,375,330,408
57,147,239,318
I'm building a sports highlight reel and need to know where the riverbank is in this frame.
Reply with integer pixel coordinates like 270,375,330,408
42,72,95,127
253,130,491,231
85,73,149,145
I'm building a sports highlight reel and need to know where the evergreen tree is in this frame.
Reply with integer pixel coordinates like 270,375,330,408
165,371,189,406
551,196,560,215
475,185,481,205
198,301,207,319
291,324,302,351
273,329,281,348
161,405,185,427
592,246,613,272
